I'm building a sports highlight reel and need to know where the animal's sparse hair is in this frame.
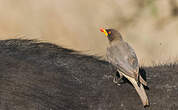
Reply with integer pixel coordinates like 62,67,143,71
0,39,177,110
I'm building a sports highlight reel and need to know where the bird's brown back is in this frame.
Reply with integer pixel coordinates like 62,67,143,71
106,41,139,79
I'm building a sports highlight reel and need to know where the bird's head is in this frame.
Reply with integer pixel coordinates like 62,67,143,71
100,28,123,42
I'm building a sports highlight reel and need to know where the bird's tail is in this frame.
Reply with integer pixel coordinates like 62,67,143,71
123,74,149,107
139,75,147,87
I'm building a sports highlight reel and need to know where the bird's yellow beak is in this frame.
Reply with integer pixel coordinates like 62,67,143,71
100,28,108,37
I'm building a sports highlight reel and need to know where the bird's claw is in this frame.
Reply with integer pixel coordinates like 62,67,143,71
113,77,123,86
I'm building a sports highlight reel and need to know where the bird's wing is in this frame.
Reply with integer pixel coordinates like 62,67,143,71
106,41,139,79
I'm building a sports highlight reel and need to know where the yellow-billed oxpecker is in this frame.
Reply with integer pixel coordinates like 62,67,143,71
100,28,149,107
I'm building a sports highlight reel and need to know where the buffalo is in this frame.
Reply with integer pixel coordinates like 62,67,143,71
0,39,177,110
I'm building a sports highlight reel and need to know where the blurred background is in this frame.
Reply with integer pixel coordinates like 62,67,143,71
0,0,178,66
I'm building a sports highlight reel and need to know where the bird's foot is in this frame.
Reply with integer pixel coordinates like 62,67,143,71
113,77,124,86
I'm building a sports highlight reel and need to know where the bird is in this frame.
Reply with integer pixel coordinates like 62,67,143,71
100,28,149,107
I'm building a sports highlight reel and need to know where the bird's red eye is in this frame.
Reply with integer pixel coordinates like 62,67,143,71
108,31,111,34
